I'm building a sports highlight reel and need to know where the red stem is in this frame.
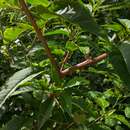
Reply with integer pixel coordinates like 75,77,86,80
61,53,108,77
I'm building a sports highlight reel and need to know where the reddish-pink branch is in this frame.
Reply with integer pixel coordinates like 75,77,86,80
19,0,109,79
61,53,108,77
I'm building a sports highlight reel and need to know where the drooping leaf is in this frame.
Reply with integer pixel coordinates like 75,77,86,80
60,92,72,116
118,19,130,30
99,1,130,11
38,98,56,129
109,45,130,88
102,23,122,32
119,41,130,74
111,114,130,128
50,0,105,37
11,71,43,96
0,67,32,108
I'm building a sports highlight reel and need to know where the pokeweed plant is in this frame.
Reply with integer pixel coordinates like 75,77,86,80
0,0,130,130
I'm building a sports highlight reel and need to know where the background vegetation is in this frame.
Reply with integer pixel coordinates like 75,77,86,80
0,0,130,130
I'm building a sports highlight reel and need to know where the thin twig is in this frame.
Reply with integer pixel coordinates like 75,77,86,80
19,0,61,78
60,51,70,71
61,53,108,77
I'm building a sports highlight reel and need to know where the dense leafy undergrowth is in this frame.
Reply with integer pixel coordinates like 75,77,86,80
0,0,130,130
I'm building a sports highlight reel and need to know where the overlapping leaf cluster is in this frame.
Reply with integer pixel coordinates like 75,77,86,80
0,0,130,130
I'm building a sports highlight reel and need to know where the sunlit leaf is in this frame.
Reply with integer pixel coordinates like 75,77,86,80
0,67,32,108
124,106,130,118
27,0,50,7
4,23,32,41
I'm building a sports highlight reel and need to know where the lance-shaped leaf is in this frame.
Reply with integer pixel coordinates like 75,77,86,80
50,0,105,37
119,41,130,74
38,98,56,129
109,45,130,88
0,67,32,108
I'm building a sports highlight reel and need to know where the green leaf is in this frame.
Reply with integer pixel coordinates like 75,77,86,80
38,98,56,129
0,0,18,8
52,49,65,56
27,0,50,7
124,106,130,118
118,19,130,30
45,28,69,36
103,23,122,32
4,23,32,41
60,92,72,115
65,77,90,89
112,114,130,128
0,67,32,108
96,97,109,109
51,0,105,37
11,71,43,96
66,41,78,52
105,117,117,127
109,45,130,88
119,41,130,74
79,46,90,55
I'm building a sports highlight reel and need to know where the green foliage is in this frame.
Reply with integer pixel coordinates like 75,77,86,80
0,0,130,130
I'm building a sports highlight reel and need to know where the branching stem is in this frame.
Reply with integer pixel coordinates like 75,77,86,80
61,53,108,77
19,0,61,78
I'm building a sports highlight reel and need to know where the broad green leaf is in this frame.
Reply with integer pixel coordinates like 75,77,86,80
4,23,32,41
0,67,32,108
124,106,130,118
52,49,65,56
102,23,122,32
60,92,72,115
96,97,109,109
109,45,130,88
112,114,130,128
115,125,124,130
79,46,90,55
11,87,33,96
1,115,30,130
11,71,43,96
66,41,78,52
118,19,130,30
31,5,57,20
27,0,50,7
99,1,130,11
0,0,18,8
119,41,130,74
50,0,105,37
65,77,90,89
38,98,56,129
105,117,117,127
45,28,69,36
